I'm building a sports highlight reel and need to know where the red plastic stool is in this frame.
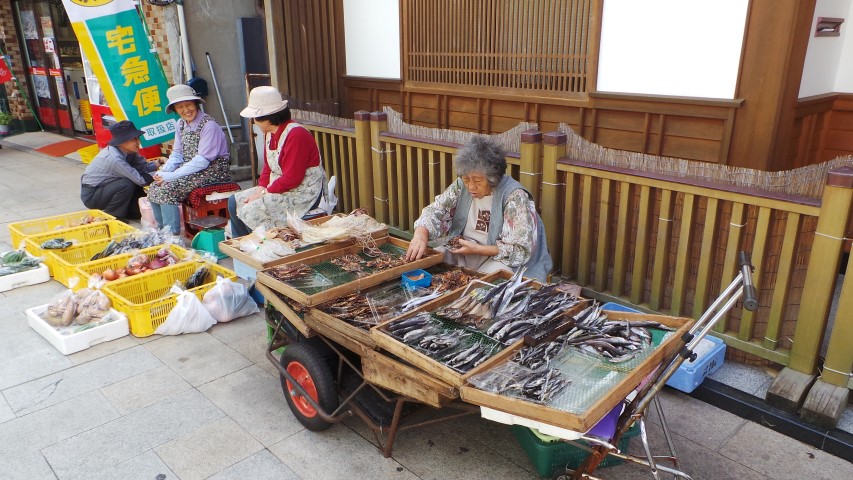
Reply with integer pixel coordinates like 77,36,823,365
182,182,241,239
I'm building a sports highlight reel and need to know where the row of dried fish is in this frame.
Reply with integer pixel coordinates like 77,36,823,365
488,367,570,403
316,292,391,329
385,313,497,373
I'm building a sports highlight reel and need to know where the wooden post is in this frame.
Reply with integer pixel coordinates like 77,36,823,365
767,167,853,413
369,112,390,224
519,130,543,206
353,111,374,213
541,132,567,273
799,178,853,427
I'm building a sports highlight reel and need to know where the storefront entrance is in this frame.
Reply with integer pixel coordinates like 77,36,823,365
13,0,91,135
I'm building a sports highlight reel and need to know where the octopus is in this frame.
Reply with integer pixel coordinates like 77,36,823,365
445,236,463,250
365,254,408,271
268,264,313,282
317,293,391,329
432,269,474,293
331,254,365,273
270,227,300,243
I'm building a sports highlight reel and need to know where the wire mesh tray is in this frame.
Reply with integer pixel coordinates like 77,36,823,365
459,310,693,432
256,237,443,307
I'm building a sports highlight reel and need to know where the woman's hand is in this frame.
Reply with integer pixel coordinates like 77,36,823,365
405,227,430,261
451,238,499,257
154,156,167,166
242,186,266,204
152,173,165,185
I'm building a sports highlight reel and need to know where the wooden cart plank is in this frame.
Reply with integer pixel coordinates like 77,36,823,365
256,282,316,338
460,311,693,432
306,308,376,352
361,349,457,408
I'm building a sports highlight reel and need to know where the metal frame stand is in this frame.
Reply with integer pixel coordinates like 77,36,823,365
565,252,758,480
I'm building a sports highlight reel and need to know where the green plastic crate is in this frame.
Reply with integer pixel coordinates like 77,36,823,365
512,422,641,478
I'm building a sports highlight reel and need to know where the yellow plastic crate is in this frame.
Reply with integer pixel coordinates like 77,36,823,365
73,244,196,290
8,209,116,248
24,221,137,281
103,261,237,337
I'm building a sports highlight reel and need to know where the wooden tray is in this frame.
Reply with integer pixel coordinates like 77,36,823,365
218,215,389,271
256,237,443,306
361,349,458,408
255,282,316,338
459,310,694,432
303,264,489,356
370,271,586,388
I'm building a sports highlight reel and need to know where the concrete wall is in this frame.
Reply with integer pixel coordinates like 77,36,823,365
799,0,852,97
597,0,749,99
182,0,260,134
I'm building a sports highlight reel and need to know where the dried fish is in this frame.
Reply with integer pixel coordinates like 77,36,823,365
268,264,313,281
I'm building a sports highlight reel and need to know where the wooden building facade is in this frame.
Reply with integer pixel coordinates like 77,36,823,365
263,0,853,173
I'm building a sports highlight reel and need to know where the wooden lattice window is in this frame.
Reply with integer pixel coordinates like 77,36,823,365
403,0,599,96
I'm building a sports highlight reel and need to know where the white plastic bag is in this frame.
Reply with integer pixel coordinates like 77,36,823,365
155,290,217,335
202,276,259,322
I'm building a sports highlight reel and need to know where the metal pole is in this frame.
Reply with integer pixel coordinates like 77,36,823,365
176,1,193,82
205,52,234,143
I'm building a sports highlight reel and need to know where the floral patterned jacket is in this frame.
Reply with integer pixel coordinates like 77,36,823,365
413,180,537,267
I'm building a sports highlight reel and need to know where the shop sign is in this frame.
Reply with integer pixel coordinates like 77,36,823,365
61,0,174,146
0,57,13,84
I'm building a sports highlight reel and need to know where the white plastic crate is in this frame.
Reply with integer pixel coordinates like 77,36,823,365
0,263,49,292
26,304,129,355
232,258,257,281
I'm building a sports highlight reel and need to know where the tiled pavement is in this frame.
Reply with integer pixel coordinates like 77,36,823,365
1,134,851,479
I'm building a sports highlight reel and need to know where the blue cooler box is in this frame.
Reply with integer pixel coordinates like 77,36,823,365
601,302,726,393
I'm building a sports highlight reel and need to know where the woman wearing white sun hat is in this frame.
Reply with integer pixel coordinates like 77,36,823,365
147,84,231,234
228,86,325,237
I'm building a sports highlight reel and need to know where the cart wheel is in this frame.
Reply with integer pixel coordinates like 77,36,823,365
279,342,339,431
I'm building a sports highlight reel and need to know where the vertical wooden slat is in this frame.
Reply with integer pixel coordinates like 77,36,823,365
764,213,800,349
369,113,389,223
561,171,579,277
670,193,696,316
693,198,719,319
715,202,746,333
738,207,771,341
630,185,652,305
594,179,612,292
650,189,674,311
344,137,357,211
406,145,417,231
577,175,593,285
611,182,631,297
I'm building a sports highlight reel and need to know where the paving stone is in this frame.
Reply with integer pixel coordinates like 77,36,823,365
76,450,177,480
227,330,280,378
0,450,59,480
837,404,853,435
445,413,538,474
143,332,252,387
3,345,162,416
0,329,73,391
67,334,140,365
642,389,745,451
0,390,119,458
100,366,192,415
41,389,225,479
207,448,300,480
207,311,264,346
270,425,418,480
197,365,303,447
0,395,13,424
381,420,538,480
719,421,853,480
155,417,264,480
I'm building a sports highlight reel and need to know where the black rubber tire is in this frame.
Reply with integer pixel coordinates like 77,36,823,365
279,342,339,431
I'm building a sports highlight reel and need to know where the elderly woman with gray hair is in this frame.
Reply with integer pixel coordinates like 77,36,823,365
405,137,553,282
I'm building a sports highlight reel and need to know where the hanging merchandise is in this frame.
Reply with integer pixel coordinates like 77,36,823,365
61,0,174,147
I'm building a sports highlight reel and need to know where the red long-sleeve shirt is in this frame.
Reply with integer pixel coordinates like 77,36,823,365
258,121,321,193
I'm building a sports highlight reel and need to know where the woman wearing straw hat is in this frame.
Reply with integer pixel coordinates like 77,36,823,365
147,84,231,234
228,86,325,237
